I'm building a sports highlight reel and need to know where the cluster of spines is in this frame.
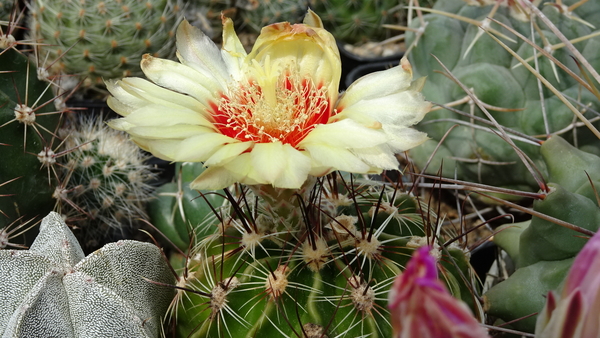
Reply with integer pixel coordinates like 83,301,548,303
157,168,476,337
238,0,307,34
52,114,156,250
28,0,183,89
404,0,600,190
0,11,66,244
1,9,158,250
307,0,404,44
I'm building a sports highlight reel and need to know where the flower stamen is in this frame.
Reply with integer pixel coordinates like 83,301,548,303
212,66,331,147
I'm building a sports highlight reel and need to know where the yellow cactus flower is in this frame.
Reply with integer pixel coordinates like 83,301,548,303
107,11,430,190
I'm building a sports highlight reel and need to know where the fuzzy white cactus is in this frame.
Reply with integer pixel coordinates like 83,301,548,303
0,212,175,338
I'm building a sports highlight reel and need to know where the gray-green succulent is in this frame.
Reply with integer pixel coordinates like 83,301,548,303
0,211,175,337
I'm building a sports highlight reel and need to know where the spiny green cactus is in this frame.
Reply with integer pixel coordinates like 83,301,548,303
150,162,225,251
28,0,184,90
186,0,236,39
484,136,600,332
1,32,157,249
308,0,403,44
152,168,478,337
0,0,17,21
184,0,306,40
52,114,157,251
0,47,156,248
238,0,307,34
0,48,62,236
406,0,600,192
0,211,175,337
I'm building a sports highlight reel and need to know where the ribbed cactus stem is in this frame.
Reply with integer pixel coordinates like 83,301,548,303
28,0,183,90
247,176,317,232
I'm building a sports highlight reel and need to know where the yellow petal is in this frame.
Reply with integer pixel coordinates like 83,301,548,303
223,153,266,185
340,91,430,128
339,58,414,109
123,105,213,129
107,118,134,132
141,139,184,160
106,79,150,116
383,125,430,152
272,145,312,188
106,96,137,117
249,142,310,188
141,54,222,106
350,147,399,170
175,133,236,162
221,17,247,81
176,20,229,87
204,141,254,166
303,9,324,29
120,78,205,113
250,142,287,182
299,119,387,149
308,165,332,177
303,143,370,173
127,125,210,139
190,165,238,190
248,21,341,100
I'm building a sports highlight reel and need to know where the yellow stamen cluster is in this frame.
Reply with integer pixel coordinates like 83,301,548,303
215,62,329,146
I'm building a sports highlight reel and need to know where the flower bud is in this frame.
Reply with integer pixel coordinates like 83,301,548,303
388,246,490,338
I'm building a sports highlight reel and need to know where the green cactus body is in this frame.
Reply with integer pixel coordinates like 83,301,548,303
28,0,183,90
484,136,600,332
406,0,600,191
183,0,237,39
153,169,476,337
150,162,226,251
518,183,600,267
0,0,17,21
308,0,402,44
0,212,175,337
239,0,307,34
0,49,61,236
55,115,157,251
483,256,573,331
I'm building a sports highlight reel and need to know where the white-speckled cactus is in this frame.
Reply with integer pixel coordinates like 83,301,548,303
0,212,175,337
54,114,157,251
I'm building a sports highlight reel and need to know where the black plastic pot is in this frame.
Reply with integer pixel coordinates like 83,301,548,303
470,241,498,282
338,41,404,90
344,60,404,89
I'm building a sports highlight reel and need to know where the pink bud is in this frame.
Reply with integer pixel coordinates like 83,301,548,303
536,231,600,338
388,246,490,338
